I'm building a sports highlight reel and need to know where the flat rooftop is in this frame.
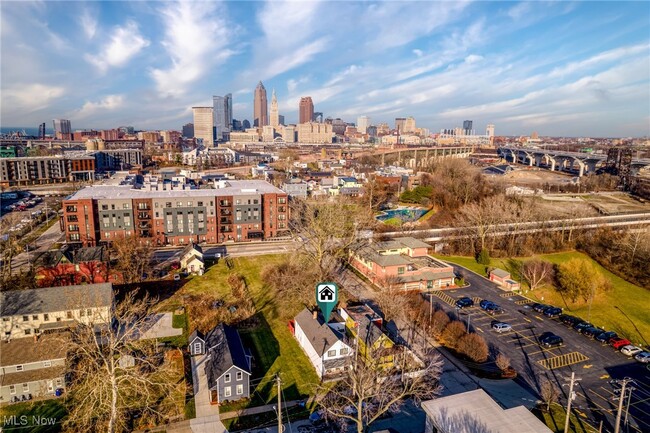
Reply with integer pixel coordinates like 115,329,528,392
67,180,286,200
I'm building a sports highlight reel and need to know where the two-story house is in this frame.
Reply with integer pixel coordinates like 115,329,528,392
180,242,204,275
291,308,354,379
1,283,114,340
350,237,456,291
340,304,396,370
0,333,69,403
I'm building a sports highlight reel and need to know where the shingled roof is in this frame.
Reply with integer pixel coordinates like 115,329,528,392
294,308,345,356
0,283,114,316
204,324,251,389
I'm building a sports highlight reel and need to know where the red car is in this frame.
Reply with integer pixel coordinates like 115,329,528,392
610,337,632,350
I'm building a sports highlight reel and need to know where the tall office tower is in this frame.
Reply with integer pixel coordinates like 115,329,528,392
253,81,268,127
357,116,370,134
395,117,406,132
463,120,473,135
213,93,232,141
38,123,46,139
192,107,215,146
312,112,323,123
486,124,495,137
269,89,279,127
242,119,251,129
182,123,194,138
403,116,416,133
278,115,285,126
53,119,71,140
299,97,314,124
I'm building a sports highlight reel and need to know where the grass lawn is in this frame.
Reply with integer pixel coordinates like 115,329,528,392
533,404,597,433
437,251,650,343
159,254,319,411
0,399,66,433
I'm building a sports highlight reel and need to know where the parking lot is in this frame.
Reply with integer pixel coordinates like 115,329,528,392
430,265,650,433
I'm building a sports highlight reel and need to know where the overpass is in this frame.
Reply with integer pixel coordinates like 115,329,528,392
381,212,650,244
498,146,650,177
356,146,473,168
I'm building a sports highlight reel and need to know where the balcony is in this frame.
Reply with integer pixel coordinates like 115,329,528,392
137,204,151,210
220,226,232,233
220,218,232,224
278,207,286,213
66,206,77,213
138,222,151,229
220,209,232,216
67,215,79,222
219,200,230,207
137,213,151,220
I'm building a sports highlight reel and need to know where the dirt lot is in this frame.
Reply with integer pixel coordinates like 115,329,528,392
538,192,650,215
498,167,574,185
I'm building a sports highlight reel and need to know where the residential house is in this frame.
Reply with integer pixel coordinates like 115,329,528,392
340,304,395,369
189,329,206,356
1,283,114,340
329,176,362,196
34,245,110,287
0,333,69,403
489,268,521,291
180,243,204,275
204,324,252,404
350,237,455,291
291,309,353,379
282,178,309,199
421,389,552,433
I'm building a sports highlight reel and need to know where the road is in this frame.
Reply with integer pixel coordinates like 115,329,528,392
428,264,650,433
8,218,65,271
151,240,299,264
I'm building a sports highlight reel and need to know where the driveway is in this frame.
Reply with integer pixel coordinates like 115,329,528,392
137,313,183,339
189,353,227,433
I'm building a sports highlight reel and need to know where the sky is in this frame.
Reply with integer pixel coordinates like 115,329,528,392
1,1,649,137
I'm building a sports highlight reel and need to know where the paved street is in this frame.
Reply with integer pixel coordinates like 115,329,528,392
10,219,64,271
429,264,650,433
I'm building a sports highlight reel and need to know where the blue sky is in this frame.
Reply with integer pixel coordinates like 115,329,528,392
1,1,649,137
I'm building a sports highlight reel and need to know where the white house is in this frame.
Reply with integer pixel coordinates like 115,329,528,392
180,243,204,275
292,308,353,379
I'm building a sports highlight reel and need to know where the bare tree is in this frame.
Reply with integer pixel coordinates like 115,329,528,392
318,347,443,433
64,292,181,433
430,310,451,339
441,320,467,349
521,259,554,291
538,377,560,412
111,235,153,284
374,289,411,325
456,200,500,252
361,175,393,213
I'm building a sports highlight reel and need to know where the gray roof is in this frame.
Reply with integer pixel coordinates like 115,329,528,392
205,324,251,389
0,332,70,366
421,389,552,433
0,283,114,316
491,268,510,278
399,270,456,283
392,237,431,249
182,242,203,258
295,309,344,356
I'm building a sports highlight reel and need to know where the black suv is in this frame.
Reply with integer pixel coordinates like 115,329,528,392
455,297,474,309
559,314,580,326
574,322,593,333
582,327,605,339
539,332,563,347
595,331,618,343
533,303,551,313
544,307,563,318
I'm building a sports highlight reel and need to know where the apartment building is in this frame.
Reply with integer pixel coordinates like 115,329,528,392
0,155,95,186
62,180,289,246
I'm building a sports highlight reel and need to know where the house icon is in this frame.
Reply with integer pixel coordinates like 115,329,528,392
318,285,335,303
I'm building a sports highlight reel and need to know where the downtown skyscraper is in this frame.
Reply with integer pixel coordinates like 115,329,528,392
213,93,232,141
253,81,268,127
299,97,314,124
269,89,279,127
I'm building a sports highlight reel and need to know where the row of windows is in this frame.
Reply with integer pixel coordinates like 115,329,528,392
15,361,52,372
224,372,243,382
3,309,93,324
326,348,349,357
223,384,244,397
9,378,62,395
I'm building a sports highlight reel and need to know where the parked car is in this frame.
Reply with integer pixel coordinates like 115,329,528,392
539,332,563,347
480,299,494,309
559,314,579,325
544,307,563,318
573,321,593,333
609,337,632,350
620,345,643,357
595,331,618,343
485,303,503,315
455,297,474,309
491,321,512,333
532,303,550,313
582,327,605,339
634,352,650,363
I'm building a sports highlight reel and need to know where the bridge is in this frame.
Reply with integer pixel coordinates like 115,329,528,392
381,212,650,245
498,146,650,177
356,146,473,168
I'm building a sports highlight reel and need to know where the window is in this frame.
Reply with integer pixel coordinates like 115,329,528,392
80,310,85,317
327,350,336,357
236,384,244,395
24,329,31,335
9,385,16,395
397,267,405,275
22,383,29,393
123,203,129,209
102,204,108,210
236,372,243,380
155,202,159,208
340,348,349,355
224,373,231,383
16,365,23,372
22,315,29,322
224,386,231,397
2,317,8,322
66,311,73,319
194,342,202,353
87,309,92,316
187,201,192,207
43,314,49,321
56,378,62,387
176,201,182,208
166,202,172,208
47,380,54,392
43,361,51,367
32,315,38,320
197,201,203,207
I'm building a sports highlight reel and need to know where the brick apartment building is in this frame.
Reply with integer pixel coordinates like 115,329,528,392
61,180,289,246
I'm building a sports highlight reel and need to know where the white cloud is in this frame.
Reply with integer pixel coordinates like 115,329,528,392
507,2,532,21
79,9,98,39
150,1,235,97
77,94,124,118
85,20,149,72
413,49,424,58
464,54,484,64
2,83,65,112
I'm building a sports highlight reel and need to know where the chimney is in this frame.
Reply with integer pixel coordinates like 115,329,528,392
312,310,318,320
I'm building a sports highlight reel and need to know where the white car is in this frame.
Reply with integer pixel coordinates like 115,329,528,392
634,352,650,363
620,345,643,357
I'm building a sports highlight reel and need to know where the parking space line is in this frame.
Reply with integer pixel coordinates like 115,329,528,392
431,291,456,307
515,299,533,305
537,351,589,370
534,315,545,321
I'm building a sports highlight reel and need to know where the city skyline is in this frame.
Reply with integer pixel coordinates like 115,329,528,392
1,1,649,137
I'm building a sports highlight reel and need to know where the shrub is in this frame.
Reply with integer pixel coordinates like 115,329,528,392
457,333,489,362
441,320,467,349
476,248,491,266
430,310,451,338
495,353,511,371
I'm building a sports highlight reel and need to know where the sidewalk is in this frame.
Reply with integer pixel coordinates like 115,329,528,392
219,400,300,420
189,353,227,433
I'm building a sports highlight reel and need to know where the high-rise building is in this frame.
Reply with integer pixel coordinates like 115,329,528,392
313,112,323,123
404,117,416,134
486,124,495,137
299,97,314,124
242,119,251,129
395,118,406,132
182,123,194,138
269,89,279,128
278,115,285,126
213,94,232,141
53,119,72,140
253,82,268,127
192,107,214,146
357,116,370,134
38,123,46,139
463,120,473,135
100,129,120,140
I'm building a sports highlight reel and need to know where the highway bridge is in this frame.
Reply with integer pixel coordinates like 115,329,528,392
498,146,650,177
356,146,473,167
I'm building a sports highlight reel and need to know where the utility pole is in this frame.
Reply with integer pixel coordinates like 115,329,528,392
276,374,282,433
563,372,581,433
614,378,630,433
